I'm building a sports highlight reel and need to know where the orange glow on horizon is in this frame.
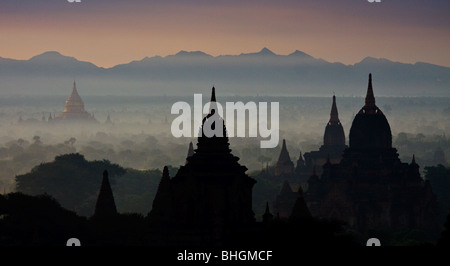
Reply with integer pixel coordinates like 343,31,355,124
1,3,449,68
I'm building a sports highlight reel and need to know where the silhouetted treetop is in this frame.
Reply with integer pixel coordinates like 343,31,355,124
15,153,126,216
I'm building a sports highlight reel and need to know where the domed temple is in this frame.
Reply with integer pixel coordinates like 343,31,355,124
305,74,439,232
55,81,96,121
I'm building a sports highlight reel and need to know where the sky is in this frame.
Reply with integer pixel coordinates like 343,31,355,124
0,0,449,68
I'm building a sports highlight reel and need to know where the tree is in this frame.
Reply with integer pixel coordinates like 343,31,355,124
17,138,27,147
64,137,77,147
0,192,87,245
15,153,126,217
32,136,42,145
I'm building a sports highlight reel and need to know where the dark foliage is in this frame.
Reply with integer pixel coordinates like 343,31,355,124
15,153,126,216
0,192,88,245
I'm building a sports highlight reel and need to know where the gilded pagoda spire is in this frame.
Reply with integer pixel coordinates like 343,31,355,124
56,81,96,121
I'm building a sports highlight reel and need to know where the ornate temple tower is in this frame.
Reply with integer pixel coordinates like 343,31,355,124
275,139,295,176
305,74,438,232
293,95,348,187
149,87,256,235
322,95,346,152
303,95,347,169
56,81,96,121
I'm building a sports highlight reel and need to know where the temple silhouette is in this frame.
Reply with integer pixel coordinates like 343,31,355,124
273,94,348,218
273,74,438,232
54,81,97,122
275,139,295,176
148,87,257,242
304,74,439,231
272,95,347,192
294,94,348,189
85,78,440,245
274,179,298,218
93,170,117,218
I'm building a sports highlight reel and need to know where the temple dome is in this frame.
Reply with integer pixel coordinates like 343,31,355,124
349,74,392,149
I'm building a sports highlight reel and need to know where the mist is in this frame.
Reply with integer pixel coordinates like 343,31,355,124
1,94,448,195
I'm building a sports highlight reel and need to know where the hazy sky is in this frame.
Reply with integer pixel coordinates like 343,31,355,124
1,0,449,68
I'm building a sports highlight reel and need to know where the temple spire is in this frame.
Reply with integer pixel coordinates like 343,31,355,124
280,139,290,159
93,170,117,217
208,86,217,114
290,186,312,221
329,95,340,123
265,201,271,214
185,141,195,164
297,152,304,164
211,86,216,102
360,73,379,114
275,139,295,176
72,80,78,93
325,154,331,165
160,166,170,187
68,80,82,104
153,166,171,203
262,201,274,224
365,74,375,106
280,180,293,194
148,166,172,224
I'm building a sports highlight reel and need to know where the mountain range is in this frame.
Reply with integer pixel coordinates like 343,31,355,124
0,48,449,97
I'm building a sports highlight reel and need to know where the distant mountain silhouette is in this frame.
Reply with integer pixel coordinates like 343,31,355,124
173,50,213,57
0,49,449,96
289,50,314,58
239,47,277,56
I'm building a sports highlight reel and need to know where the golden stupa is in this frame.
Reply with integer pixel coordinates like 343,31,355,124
56,81,96,121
